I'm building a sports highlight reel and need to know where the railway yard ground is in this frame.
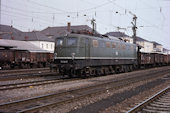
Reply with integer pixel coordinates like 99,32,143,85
0,66,170,113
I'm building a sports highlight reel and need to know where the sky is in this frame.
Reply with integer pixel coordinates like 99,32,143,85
1,0,170,49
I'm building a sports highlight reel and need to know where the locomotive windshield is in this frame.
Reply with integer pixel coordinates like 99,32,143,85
56,37,78,47
56,38,64,46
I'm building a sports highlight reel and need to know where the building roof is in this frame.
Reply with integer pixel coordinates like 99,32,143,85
0,31,54,42
105,32,152,43
105,32,130,38
41,25,97,38
20,31,54,42
0,24,22,34
136,36,149,42
152,41,162,46
0,39,48,52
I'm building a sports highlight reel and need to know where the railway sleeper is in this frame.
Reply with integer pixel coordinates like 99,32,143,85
150,103,170,108
145,105,170,111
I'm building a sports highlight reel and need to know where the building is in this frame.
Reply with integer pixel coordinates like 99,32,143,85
0,39,47,52
0,24,22,35
163,48,169,54
0,24,97,53
20,31,55,53
136,36,154,53
41,25,96,39
152,41,163,53
105,31,156,53
0,24,54,53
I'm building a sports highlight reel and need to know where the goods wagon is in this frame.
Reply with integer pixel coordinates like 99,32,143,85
0,49,14,69
140,53,154,67
163,54,169,65
154,53,164,66
0,48,53,69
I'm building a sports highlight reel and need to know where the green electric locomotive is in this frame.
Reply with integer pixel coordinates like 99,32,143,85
54,33,137,77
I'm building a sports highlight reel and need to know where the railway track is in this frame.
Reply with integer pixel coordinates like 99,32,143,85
0,71,58,81
0,67,50,76
0,77,77,91
0,67,169,113
127,86,170,113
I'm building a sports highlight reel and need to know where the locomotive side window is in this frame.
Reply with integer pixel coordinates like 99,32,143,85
92,40,98,47
117,44,121,49
122,45,125,49
106,42,111,48
56,39,64,46
99,41,105,48
112,42,116,48
67,38,77,46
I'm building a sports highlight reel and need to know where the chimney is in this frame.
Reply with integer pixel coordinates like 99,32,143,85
67,22,71,32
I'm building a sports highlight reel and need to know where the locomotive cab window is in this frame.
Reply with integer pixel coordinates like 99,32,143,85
56,38,64,46
67,37,77,46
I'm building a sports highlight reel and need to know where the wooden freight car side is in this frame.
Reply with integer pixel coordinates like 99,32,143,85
0,49,14,69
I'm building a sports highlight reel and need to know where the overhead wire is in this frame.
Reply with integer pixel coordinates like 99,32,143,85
109,0,170,37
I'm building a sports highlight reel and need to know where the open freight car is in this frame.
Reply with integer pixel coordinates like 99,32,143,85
0,48,53,69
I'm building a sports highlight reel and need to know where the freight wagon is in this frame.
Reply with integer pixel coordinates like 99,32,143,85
0,48,53,69
139,52,169,68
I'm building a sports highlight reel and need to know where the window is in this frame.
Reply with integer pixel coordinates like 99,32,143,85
51,44,53,49
46,44,48,49
106,42,111,48
117,44,121,49
67,38,77,46
99,41,105,48
92,40,98,47
122,45,125,49
42,44,44,48
112,43,116,48
56,39,64,46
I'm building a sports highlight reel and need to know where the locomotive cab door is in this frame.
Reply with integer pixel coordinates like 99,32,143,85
85,38,90,66
85,38,90,58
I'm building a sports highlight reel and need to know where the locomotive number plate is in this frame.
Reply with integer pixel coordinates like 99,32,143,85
60,60,68,63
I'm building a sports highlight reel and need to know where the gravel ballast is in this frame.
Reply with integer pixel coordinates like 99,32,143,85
0,66,169,113
69,79,166,113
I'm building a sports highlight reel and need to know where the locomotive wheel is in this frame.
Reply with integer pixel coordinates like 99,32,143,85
96,68,102,76
69,68,76,78
80,69,87,78
89,68,96,76
115,66,120,74
103,67,109,75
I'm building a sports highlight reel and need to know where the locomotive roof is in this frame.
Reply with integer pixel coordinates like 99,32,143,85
64,33,136,45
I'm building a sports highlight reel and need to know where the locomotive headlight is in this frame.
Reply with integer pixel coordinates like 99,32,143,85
54,53,57,59
72,53,75,60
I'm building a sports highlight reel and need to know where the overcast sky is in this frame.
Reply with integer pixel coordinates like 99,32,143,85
1,0,170,49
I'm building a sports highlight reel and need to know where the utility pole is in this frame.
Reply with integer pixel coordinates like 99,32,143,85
91,18,96,33
129,11,137,44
